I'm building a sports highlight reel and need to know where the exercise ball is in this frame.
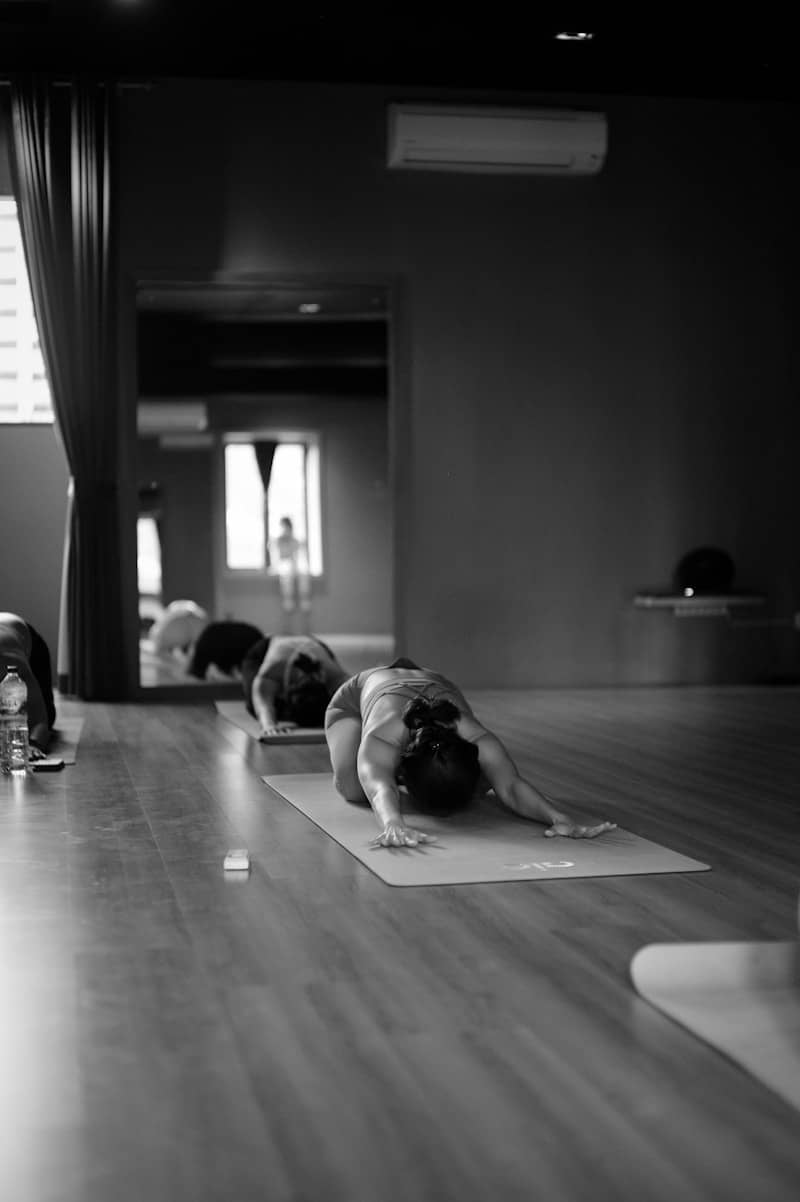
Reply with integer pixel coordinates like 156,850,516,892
674,547,735,595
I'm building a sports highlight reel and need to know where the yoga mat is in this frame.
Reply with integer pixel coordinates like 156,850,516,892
215,701,326,744
261,773,710,887
631,941,800,1113
48,716,84,764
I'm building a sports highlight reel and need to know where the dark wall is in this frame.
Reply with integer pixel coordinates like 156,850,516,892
9,79,799,688
136,440,216,613
118,81,800,686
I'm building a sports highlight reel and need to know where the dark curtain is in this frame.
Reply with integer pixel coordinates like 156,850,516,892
9,76,126,699
253,439,278,568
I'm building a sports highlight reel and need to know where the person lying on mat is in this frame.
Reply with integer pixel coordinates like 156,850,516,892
185,619,264,681
148,599,209,659
0,611,56,758
242,634,349,740
325,658,616,848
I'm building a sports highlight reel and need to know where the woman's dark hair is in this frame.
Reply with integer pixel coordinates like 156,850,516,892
26,622,56,729
283,651,330,727
398,696,480,815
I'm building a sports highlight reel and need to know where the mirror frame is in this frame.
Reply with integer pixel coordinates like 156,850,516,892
119,270,407,701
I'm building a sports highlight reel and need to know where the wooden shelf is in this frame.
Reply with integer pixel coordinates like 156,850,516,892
633,593,766,617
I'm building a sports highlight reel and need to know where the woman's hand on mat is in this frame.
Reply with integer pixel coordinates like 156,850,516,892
369,819,436,849
258,722,297,741
544,814,617,839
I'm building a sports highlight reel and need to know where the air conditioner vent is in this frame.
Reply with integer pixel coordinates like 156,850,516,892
137,400,208,435
387,104,607,176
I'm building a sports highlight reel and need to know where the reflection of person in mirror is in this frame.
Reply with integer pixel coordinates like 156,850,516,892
325,657,617,850
147,600,209,661
0,612,56,757
186,620,263,681
271,516,311,632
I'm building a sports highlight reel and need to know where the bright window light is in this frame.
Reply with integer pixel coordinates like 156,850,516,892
224,438,323,574
305,442,322,575
137,515,162,596
225,443,265,569
269,443,307,547
0,197,54,424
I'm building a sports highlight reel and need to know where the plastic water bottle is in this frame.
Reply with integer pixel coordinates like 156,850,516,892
0,666,29,775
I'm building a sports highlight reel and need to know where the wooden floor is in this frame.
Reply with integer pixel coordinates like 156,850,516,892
2,686,799,1202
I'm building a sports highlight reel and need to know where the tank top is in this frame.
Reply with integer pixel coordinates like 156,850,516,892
360,668,460,727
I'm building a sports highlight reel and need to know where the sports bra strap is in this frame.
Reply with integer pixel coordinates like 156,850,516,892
360,671,456,726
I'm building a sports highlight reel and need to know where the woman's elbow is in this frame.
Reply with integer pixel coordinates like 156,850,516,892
493,778,521,811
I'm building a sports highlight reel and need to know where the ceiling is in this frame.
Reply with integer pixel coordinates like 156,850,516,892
137,301,389,402
1,4,798,104
9,6,793,401
137,281,388,321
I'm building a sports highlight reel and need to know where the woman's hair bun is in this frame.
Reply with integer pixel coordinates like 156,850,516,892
402,695,460,731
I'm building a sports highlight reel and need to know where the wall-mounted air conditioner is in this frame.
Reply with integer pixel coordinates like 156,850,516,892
137,400,208,435
158,433,215,450
387,104,607,176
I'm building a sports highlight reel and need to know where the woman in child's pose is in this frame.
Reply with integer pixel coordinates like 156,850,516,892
325,658,616,848
0,612,55,757
241,634,349,738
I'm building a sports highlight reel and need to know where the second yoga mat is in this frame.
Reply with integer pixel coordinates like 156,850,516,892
262,773,710,887
215,700,326,744
631,941,800,1113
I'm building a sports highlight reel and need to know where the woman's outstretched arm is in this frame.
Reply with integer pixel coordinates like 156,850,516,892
252,673,294,738
472,729,616,839
357,733,436,848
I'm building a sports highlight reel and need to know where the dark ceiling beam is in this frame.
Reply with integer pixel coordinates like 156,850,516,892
0,12,797,102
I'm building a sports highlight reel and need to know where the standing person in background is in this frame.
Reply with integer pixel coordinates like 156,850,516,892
0,612,55,757
271,516,312,633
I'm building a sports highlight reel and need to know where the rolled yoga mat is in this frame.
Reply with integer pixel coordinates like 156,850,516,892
48,716,84,764
215,700,326,744
631,941,800,1113
261,773,710,887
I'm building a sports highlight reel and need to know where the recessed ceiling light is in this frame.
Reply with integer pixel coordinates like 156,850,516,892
555,32,595,41
298,302,322,314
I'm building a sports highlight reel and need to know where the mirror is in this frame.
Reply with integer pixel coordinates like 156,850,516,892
135,278,395,695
